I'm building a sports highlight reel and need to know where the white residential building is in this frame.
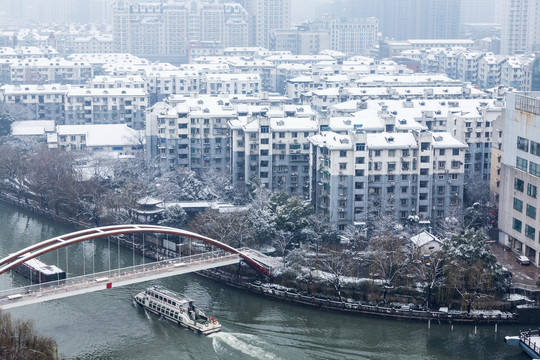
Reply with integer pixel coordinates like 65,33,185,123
64,88,147,129
203,73,261,95
0,84,69,120
498,92,540,266
309,130,467,230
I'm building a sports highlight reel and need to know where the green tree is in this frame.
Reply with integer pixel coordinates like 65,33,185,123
0,112,13,137
158,205,188,229
443,230,509,312
266,191,313,237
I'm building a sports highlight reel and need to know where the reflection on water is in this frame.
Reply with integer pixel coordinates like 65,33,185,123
0,202,531,360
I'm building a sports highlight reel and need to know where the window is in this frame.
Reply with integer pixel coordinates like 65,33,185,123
439,149,445,156
513,218,522,232
517,157,528,171
517,136,529,152
339,163,347,170
356,143,365,151
355,157,365,164
514,198,523,212
530,161,540,177
531,140,540,156
515,178,524,192
340,150,347,157
528,183,537,198
527,204,536,219
452,148,459,155
525,225,536,240
374,150,381,157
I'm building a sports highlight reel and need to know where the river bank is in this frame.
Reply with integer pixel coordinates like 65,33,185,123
197,269,522,325
0,190,528,326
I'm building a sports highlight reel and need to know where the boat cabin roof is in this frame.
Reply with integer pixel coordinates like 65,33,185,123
147,285,192,305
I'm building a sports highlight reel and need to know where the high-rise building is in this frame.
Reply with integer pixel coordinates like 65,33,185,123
328,17,378,55
459,0,496,26
113,0,249,61
314,0,460,41
500,0,540,55
271,22,329,55
498,92,540,266
238,0,291,48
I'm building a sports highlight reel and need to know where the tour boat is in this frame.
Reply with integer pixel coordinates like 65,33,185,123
133,285,221,335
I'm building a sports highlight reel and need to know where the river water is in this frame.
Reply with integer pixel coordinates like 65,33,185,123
0,202,531,360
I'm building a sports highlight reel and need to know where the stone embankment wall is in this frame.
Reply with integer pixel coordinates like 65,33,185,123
197,270,519,325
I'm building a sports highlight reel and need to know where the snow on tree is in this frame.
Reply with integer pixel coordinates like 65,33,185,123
442,230,509,312
413,249,445,311
158,205,188,229
320,243,353,301
266,191,313,237
0,111,13,137
301,214,340,256
188,208,254,248
366,231,412,304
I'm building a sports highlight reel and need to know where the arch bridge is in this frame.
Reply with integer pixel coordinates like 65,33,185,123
0,225,273,309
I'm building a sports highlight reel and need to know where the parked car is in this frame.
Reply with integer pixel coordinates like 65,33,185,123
516,255,531,266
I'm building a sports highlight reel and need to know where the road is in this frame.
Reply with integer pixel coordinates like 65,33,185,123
490,242,540,287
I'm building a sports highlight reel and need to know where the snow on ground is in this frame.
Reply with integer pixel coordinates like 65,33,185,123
506,293,533,302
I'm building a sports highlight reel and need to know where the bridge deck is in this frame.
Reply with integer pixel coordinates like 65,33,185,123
0,251,241,309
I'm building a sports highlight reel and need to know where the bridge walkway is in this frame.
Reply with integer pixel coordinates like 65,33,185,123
0,250,241,310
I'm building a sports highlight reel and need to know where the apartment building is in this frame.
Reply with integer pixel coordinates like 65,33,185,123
145,95,238,172
10,57,93,85
229,105,318,196
113,0,249,60
499,92,540,266
71,36,114,54
328,17,378,56
238,0,291,49
309,130,467,230
203,74,261,95
64,88,147,129
0,84,68,120
328,98,503,182
271,23,330,55
500,0,540,55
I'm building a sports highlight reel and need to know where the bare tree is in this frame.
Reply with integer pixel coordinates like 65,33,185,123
367,231,412,304
273,229,295,267
26,147,77,214
320,244,353,301
0,310,56,360
188,208,254,248
0,144,27,197
413,250,446,310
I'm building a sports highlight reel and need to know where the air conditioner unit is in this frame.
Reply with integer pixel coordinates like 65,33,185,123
390,181,395,186
447,180,452,184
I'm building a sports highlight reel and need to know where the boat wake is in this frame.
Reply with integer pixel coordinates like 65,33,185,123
143,309,151,321
210,332,278,359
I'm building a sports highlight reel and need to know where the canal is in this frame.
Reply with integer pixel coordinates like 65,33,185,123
0,202,531,359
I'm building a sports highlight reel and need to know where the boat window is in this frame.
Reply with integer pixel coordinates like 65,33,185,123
159,296,163,301
172,301,176,307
